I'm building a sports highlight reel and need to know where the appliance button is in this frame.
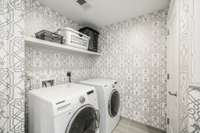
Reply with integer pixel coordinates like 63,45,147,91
79,96,85,104
68,112,72,115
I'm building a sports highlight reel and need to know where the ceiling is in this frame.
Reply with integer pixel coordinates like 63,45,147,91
38,0,170,27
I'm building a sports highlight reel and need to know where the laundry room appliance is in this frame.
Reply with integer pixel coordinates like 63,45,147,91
80,79,120,133
28,83,100,133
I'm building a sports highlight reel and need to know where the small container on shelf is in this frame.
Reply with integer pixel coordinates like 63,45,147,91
35,30,64,44
79,27,99,52
57,27,90,50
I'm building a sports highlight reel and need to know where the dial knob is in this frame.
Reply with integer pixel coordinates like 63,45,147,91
79,96,85,104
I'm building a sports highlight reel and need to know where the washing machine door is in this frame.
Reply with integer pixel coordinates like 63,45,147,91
66,105,100,133
108,89,120,117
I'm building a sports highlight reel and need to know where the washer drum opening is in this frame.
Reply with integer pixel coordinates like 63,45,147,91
66,105,100,133
108,90,120,117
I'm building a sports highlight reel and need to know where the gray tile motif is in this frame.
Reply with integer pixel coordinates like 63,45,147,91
24,0,94,90
24,0,81,37
1,0,199,132
0,0,25,132
187,88,200,133
179,0,200,132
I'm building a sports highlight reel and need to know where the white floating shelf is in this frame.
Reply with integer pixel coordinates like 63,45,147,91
189,84,200,91
25,37,101,56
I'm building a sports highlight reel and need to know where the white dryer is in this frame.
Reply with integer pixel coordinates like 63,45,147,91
28,83,100,133
80,79,120,133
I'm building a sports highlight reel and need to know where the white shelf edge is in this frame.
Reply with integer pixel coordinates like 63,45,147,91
189,84,200,90
25,36,101,56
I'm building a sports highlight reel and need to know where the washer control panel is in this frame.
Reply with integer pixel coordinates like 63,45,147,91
55,100,71,112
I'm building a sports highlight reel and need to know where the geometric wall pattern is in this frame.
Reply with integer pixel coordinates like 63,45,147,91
92,10,168,130
179,0,200,132
178,0,191,131
25,46,95,89
24,0,81,37
24,0,94,88
187,88,200,133
0,0,25,133
1,0,198,132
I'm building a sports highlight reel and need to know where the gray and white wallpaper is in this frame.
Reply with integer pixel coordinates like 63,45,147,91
24,2,168,130
0,0,199,132
25,0,81,37
179,0,200,132
25,0,94,89
179,0,191,131
91,10,168,130
0,0,25,132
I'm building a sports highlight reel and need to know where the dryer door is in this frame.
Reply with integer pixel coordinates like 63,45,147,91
66,105,100,133
108,89,120,117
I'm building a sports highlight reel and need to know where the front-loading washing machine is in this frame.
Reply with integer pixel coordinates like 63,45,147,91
28,83,100,133
80,78,120,133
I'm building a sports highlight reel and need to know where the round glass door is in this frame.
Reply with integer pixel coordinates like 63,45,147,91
66,105,99,133
108,90,120,117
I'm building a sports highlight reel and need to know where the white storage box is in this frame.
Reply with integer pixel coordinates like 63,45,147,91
59,27,90,49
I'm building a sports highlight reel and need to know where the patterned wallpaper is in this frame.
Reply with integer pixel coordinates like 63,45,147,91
178,0,191,132
186,88,200,133
25,0,94,89
0,0,25,133
91,10,168,130
178,0,200,132
25,47,95,89
1,0,198,132
25,0,81,36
